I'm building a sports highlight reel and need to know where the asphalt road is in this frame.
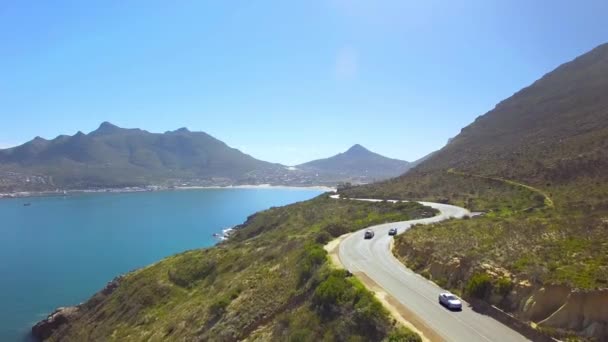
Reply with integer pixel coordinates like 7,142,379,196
335,197,529,342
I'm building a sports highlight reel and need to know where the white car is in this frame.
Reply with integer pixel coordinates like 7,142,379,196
438,292,462,310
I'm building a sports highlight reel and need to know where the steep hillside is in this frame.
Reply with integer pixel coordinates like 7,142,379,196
296,144,412,184
33,196,434,342
0,122,282,190
345,43,608,210
342,43,608,340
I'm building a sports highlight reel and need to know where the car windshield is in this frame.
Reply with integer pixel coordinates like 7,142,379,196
446,295,457,300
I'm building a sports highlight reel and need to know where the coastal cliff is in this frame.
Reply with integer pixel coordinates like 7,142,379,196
31,276,123,341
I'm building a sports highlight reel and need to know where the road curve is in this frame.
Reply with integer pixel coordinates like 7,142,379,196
333,195,529,342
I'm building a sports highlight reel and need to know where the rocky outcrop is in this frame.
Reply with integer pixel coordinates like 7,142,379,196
532,287,608,338
31,306,79,340
394,245,608,340
31,275,124,341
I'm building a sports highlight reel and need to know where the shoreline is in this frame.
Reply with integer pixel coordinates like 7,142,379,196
175,184,336,192
0,184,336,200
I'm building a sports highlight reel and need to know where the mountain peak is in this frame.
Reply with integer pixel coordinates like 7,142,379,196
345,144,370,154
296,144,411,180
91,121,122,136
175,127,190,133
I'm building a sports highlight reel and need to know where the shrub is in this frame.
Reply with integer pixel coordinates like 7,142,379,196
313,271,352,317
298,244,327,284
465,273,493,299
385,328,423,342
495,277,513,296
167,257,216,287
209,296,231,316
352,288,386,335
315,230,333,245
288,329,314,342
324,222,350,237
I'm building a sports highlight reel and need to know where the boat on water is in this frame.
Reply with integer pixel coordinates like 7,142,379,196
23,203,31,206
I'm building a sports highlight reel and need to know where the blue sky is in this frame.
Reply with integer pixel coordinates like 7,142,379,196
2,1,607,165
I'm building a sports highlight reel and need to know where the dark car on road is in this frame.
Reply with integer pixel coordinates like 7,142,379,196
388,228,397,236
364,230,374,239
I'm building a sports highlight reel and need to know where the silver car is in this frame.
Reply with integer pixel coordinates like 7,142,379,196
438,292,462,310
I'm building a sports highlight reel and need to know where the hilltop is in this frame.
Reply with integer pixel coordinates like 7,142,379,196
342,43,608,340
295,144,412,184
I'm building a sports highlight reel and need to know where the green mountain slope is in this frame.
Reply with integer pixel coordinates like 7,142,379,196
345,43,608,209
0,122,282,190
342,43,608,340
33,196,433,341
296,144,412,183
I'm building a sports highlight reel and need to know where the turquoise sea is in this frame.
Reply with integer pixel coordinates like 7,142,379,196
0,188,323,341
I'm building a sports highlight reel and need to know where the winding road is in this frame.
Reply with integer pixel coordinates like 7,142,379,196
332,195,529,342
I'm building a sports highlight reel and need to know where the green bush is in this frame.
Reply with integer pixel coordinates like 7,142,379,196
352,288,386,335
465,273,493,299
324,222,350,237
495,277,513,296
385,328,423,342
298,244,328,284
209,296,231,316
315,230,333,244
288,329,314,342
167,256,216,287
313,272,352,315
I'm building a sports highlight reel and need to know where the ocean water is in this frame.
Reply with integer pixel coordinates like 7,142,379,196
0,188,323,341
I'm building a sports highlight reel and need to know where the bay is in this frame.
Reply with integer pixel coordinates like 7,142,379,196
0,188,323,341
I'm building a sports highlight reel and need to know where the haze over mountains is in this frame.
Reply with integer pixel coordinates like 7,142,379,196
0,123,415,192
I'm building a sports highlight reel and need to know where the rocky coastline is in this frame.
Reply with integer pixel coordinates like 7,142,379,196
31,276,124,341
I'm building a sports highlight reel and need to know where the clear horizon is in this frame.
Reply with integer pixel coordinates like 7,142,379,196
2,1,608,165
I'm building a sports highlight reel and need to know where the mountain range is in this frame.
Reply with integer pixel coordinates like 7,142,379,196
0,123,417,192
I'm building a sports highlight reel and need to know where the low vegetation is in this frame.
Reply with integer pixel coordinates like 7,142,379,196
44,195,436,341
393,177,608,291
341,169,545,212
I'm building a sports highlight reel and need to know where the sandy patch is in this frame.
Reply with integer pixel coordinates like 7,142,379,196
323,233,350,268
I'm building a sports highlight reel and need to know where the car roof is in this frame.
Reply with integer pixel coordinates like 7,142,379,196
440,292,455,296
